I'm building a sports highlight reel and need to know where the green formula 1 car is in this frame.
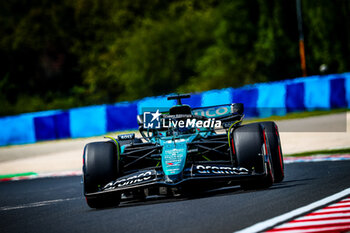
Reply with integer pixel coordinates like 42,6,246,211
83,94,284,208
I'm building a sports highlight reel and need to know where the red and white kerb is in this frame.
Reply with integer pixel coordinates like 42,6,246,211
266,196,350,233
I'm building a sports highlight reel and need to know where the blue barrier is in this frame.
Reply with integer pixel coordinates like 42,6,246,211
1,73,350,146
346,73,350,108
0,115,36,145
0,110,62,145
286,82,305,112
256,82,287,118
231,87,259,117
201,89,232,107
69,105,107,138
182,93,202,108
304,76,331,110
107,102,139,131
330,77,347,108
34,112,70,141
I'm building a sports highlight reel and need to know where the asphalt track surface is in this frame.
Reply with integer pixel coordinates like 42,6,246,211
1,161,350,233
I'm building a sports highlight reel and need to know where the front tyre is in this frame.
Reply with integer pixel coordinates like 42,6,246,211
83,141,121,208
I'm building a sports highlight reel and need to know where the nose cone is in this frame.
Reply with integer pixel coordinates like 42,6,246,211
165,173,183,183
161,139,187,176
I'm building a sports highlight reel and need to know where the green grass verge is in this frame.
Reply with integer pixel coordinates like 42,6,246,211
0,172,37,179
286,147,350,157
245,108,348,123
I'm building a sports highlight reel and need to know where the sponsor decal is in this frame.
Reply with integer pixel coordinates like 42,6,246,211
103,170,156,189
117,133,135,140
194,165,249,175
222,121,238,128
193,106,231,118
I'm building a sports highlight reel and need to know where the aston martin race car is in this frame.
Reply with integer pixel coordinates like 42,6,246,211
83,94,284,208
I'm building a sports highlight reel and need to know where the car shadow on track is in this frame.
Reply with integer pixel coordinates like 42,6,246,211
257,178,315,193
86,186,245,211
88,179,311,210
119,186,244,208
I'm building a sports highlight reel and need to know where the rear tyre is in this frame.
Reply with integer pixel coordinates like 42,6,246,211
232,123,274,190
83,141,121,208
258,122,284,183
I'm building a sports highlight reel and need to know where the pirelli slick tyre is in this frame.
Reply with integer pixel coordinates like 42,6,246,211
259,121,284,183
83,141,121,208
233,123,274,190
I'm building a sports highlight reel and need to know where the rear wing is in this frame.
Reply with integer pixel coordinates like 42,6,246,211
192,103,243,119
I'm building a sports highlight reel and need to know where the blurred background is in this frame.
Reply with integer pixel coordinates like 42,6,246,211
1,0,350,116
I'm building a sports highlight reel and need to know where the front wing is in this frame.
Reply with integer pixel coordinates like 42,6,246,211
84,164,268,197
